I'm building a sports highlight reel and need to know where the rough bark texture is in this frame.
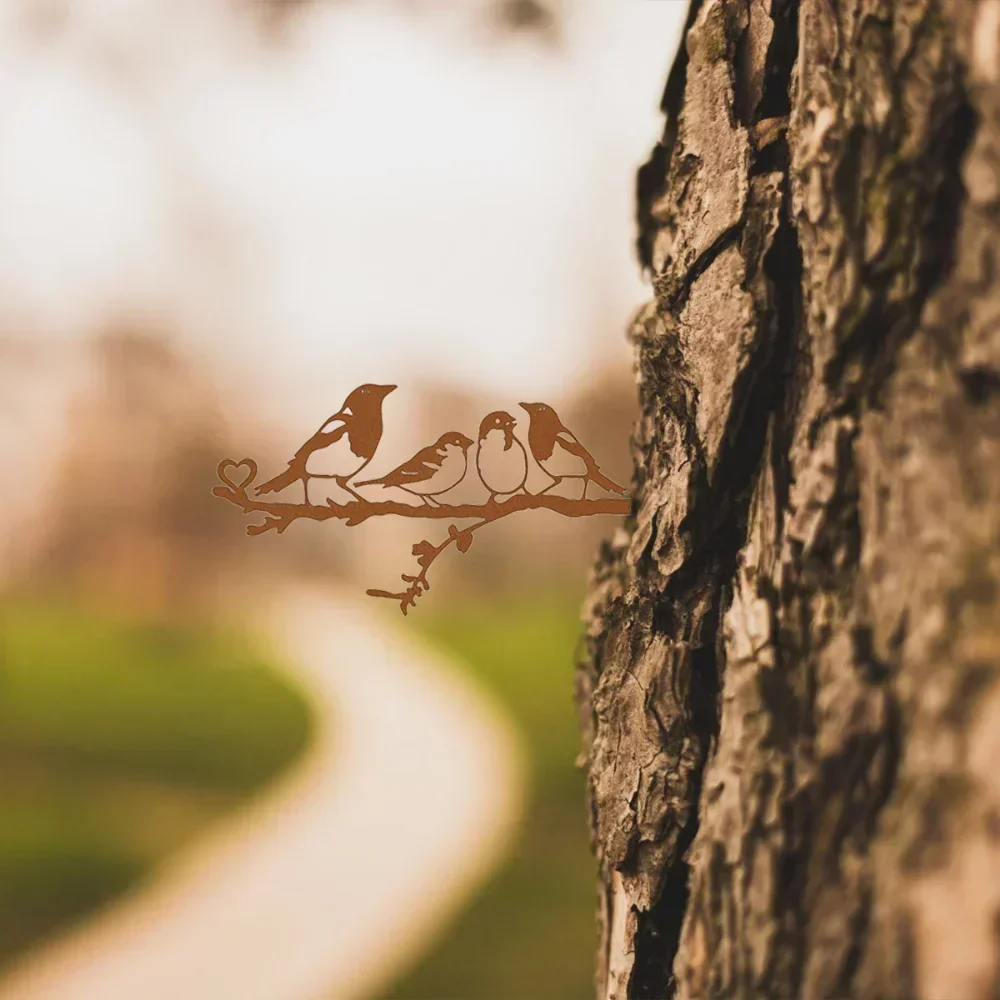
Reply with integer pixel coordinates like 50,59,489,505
577,1,1000,997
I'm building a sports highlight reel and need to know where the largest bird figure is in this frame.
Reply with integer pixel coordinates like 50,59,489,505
519,401,626,499
255,383,396,504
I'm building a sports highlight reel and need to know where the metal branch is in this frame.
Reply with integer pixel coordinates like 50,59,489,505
213,459,631,612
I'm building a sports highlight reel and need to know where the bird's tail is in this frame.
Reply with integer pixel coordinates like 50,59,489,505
588,468,627,496
255,465,300,496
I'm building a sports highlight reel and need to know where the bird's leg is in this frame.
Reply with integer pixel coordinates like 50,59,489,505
303,477,311,505
425,495,443,508
581,478,589,500
537,477,562,496
337,477,366,503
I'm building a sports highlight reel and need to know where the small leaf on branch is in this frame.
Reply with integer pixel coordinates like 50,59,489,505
447,522,473,552
412,540,436,568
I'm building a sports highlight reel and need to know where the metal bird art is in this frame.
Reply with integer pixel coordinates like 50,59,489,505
476,411,529,501
355,431,474,507
254,383,396,504
214,384,631,614
519,401,626,499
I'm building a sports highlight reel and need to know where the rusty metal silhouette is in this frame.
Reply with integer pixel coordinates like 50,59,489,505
254,384,397,504
355,431,474,507
519,401,626,498
214,385,631,614
475,411,529,502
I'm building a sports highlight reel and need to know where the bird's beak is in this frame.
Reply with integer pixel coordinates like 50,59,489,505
381,385,397,395
518,402,530,411
460,434,474,449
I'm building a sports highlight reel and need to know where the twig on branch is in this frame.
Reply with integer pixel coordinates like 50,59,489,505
366,521,486,614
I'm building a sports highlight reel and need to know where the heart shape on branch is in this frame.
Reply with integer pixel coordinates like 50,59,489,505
218,458,258,492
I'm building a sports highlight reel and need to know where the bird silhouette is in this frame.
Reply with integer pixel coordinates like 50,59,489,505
519,401,626,499
255,383,396,504
476,410,528,501
356,431,474,506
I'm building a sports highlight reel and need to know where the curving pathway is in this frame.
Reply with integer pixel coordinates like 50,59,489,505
0,587,526,1000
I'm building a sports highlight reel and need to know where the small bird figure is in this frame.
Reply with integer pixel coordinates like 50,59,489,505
476,410,528,501
355,431,475,506
255,383,397,504
519,401,626,499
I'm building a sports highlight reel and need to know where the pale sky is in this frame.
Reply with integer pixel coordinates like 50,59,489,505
0,0,685,427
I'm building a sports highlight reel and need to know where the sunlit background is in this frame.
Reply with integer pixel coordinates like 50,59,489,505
0,1,685,997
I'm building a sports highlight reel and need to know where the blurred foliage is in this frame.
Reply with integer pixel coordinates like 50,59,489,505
18,327,350,613
28,330,242,619
0,599,313,968
382,591,594,1000
490,0,560,41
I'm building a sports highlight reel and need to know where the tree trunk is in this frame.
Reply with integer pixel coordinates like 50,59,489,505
577,1,1000,997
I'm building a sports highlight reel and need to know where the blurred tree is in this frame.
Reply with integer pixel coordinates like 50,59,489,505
255,0,562,49
488,0,560,44
28,329,238,619
578,1,1000,998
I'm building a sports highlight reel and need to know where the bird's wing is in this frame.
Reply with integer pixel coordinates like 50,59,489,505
293,418,347,460
554,429,594,463
369,445,445,487
392,445,446,484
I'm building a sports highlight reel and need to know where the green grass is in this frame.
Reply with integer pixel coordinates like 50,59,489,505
381,593,596,1000
0,599,313,967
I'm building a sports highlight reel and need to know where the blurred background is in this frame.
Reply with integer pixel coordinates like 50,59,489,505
0,1,686,997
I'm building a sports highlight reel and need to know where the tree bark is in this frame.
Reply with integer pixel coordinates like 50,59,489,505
577,1,1000,997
